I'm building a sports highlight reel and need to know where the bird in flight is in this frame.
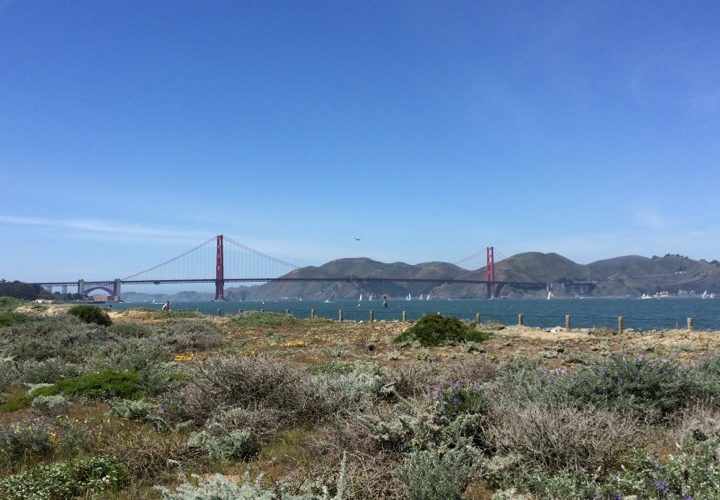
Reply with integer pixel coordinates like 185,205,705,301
354,237,360,241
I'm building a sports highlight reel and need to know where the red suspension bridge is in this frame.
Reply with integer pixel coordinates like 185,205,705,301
32,235,595,302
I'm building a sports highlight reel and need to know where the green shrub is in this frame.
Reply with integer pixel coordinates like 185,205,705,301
0,313,28,328
0,297,23,314
558,355,693,422
308,359,357,375
492,432,720,499
0,416,88,470
106,321,153,338
2,370,144,412
617,434,720,499
0,456,128,499
67,305,112,326
400,448,475,500
688,353,720,401
39,369,143,400
488,357,559,405
231,311,295,327
155,320,224,352
0,316,103,363
92,337,173,372
395,315,485,346
19,358,82,384
0,359,19,393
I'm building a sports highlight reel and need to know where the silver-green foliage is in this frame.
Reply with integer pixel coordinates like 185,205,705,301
187,429,260,460
0,456,126,500
0,358,18,392
399,448,475,500
314,362,397,413
157,473,275,500
30,394,69,411
19,358,82,384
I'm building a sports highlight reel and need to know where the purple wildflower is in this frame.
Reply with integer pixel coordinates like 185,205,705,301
654,478,670,497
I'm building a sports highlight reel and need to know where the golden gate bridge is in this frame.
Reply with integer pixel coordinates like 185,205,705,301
32,235,594,302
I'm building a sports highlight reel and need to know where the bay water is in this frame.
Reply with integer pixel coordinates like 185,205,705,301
112,297,720,331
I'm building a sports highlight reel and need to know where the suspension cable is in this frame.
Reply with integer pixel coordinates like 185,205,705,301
121,236,216,280
224,236,300,270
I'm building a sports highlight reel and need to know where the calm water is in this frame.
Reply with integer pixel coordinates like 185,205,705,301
111,298,720,331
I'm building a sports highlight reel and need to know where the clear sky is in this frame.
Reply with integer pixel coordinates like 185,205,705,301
1,0,719,282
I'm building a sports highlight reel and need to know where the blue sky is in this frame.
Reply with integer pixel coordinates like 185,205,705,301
1,0,719,282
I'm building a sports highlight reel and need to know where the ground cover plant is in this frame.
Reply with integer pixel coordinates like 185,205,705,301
2,297,720,498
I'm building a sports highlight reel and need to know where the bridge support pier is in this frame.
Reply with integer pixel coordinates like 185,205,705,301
112,279,122,303
78,279,85,296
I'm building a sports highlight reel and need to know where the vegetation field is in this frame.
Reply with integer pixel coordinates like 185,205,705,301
2,300,720,499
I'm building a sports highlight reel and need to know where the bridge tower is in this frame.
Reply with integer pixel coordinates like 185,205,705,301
215,235,225,301
112,279,122,303
78,279,85,296
486,246,496,298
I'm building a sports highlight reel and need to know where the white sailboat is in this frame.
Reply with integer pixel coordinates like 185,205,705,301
406,293,412,301
359,293,363,301
547,291,554,300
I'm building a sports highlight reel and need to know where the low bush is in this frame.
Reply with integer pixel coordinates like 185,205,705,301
106,321,154,338
92,337,173,372
206,406,284,441
231,310,296,327
429,379,489,422
617,433,720,499
687,353,720,401
0,416,88,471
315,362,398,414
0,316,103,363
97,425,193,480
156,320,225,352
67,305,112,326
2,370,144,411
156,473,275,500
0,456,128,499
187,429,260,461
487,357,559,405
19,358,82,384
559,355,693,422
37,369,144,400
0,359,18,393
0,297,24,313
400,448,476,500
181,356,321,425
110,399,155,420
0,313,27,328
483,401,645,475
30,394,69,413
394,315,489,346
